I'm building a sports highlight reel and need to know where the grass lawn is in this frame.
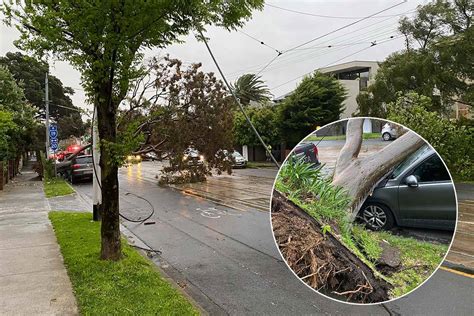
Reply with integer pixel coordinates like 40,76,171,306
43,178,75,198
49,212,199,315
306,132,381,141
246,161,278,169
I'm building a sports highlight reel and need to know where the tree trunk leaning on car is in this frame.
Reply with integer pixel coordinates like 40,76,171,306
332,118,425,220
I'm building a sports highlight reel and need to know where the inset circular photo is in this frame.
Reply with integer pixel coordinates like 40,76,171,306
271,117,457,304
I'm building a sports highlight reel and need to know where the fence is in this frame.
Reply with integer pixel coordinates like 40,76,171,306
0,159,19,191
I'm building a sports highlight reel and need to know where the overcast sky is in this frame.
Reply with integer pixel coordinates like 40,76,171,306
0,0,429,113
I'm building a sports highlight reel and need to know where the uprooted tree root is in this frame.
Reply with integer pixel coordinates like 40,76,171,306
272,191,392,303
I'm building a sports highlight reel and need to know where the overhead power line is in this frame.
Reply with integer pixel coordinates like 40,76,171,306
284,1,407,52
270,36,401,91
238,30,282,55
253,0,408,77
197,29,280,168
265,3,415,20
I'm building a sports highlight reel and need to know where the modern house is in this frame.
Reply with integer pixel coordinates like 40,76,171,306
274,60,381,135
318,60,379,119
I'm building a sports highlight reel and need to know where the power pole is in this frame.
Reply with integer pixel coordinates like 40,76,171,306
45,72,50,158
92,106,102,221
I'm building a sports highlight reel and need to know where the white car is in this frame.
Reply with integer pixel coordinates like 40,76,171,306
381,123,398,141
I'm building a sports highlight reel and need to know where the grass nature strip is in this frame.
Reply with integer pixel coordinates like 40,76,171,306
305,132,381,141
43,178,75,198
49,212,199,315
275,157,448,298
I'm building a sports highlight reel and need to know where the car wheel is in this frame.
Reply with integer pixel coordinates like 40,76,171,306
382,132,392,141
359,203,394,230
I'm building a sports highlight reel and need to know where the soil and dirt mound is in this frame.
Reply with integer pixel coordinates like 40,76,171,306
272,190,392,303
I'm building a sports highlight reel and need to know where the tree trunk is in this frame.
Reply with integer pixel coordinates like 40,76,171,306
333,118,425,219
97,89,121,261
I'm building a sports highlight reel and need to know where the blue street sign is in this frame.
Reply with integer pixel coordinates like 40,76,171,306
49,124,58,151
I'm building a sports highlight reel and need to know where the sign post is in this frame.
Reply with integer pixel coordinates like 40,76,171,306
49,124,58,175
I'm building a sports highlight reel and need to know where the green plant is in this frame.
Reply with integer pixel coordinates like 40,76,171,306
39,152,55,180
321,224,332,236
387,92,474,181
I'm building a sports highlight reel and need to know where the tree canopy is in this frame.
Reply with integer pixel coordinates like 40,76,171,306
233,103,279,147
0,52,85,139
232,73,272,106
278,72,346,146
356,0,473,117
0,66,38,160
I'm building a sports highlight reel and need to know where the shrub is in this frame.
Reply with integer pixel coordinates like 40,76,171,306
387,93,474,181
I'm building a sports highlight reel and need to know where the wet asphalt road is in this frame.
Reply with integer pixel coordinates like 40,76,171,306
71,166,473,315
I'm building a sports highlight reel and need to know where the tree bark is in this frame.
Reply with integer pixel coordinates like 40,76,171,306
332,118,425,219
97,87,121,261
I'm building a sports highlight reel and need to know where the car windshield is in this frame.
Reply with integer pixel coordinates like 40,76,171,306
390,145,430,179
232,151,243,158
75,156,92,164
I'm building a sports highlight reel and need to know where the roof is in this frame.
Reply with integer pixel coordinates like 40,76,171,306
319,60,379,74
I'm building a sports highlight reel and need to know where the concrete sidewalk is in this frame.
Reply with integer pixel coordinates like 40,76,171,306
0,167,78,315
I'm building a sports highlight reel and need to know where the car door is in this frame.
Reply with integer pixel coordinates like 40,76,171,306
397,154,456,228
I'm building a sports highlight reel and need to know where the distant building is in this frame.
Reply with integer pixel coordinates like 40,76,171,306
319,60,379,118
274,60,380,135
274,60,379,119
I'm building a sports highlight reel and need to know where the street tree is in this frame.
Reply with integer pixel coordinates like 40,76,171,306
232,73,272,106
0,52,85,139
332,118,424,216
2,0,265,260
278,71,346,146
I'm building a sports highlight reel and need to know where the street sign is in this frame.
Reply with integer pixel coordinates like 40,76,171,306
49,125,58,151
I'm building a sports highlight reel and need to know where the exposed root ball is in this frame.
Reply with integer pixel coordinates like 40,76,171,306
272,191,391,303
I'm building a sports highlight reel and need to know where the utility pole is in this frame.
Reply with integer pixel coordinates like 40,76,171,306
45,72,50,158
92,106,102,221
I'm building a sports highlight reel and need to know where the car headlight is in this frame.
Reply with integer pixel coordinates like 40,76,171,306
127,155,133,161
200,155,205,161
182,156,187,161
135,155,141,161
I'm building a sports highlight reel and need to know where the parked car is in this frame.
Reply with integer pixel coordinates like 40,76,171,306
66,155,93,184
183,148,204,166
381,123,398,141
231,150,247,168
358,145,456,231
293,143,320,167
55,144,91,176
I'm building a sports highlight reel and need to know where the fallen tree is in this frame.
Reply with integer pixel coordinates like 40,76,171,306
332,118,425,218
272,118,436,303
272,191,392,303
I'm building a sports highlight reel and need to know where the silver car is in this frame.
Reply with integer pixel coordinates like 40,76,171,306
381,123,398,141
359,145,456,231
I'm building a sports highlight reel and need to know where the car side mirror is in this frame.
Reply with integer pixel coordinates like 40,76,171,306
405,175,419,188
